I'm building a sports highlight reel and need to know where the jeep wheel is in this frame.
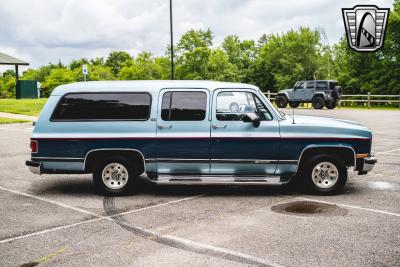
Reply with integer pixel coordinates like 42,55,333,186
302,155,347,195
229,102,240,112
312,96,325,109
93,156,138,195
275,95,288,108
325,99,337,109
289,101,300,108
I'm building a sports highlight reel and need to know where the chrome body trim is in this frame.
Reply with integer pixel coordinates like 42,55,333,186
145,158,298,164
297,145,357,171
31,157,84,160
362,156,376,172
26,160,41,175
83,148,146,175
154,175,283,185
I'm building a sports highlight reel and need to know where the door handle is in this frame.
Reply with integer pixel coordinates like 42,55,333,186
212,124,227,129
157,125,172,129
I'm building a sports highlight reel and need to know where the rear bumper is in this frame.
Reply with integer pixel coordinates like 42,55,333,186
358,156,377,175
26,160,41,175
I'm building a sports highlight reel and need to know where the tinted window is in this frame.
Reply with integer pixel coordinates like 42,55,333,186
52,93,151,121
161,91,207,121
306,81,315,89
216,91,272,121
316,81,328,90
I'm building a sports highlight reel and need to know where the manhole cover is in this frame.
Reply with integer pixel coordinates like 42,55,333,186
271,201,348,216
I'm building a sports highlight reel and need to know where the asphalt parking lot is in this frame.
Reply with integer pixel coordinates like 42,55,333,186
0,108,399,267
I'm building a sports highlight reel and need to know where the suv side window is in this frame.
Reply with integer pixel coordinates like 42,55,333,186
51,93,151,121
161,91,207,121
306,81,315,89
316,81,328,90
294,82,305,89
216,91,272,121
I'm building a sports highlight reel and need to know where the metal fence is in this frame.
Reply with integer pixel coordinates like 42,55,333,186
264,91,400,108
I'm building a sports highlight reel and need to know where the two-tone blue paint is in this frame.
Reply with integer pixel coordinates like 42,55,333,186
29,80,374,179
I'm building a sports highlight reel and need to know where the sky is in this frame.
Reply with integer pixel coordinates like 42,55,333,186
0,0,394,72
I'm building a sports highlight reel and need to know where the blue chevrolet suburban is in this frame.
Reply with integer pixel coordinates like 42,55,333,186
26,81,376,195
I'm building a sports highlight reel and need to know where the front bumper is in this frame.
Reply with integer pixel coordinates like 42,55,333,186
358,156,377,175
26,160,41,175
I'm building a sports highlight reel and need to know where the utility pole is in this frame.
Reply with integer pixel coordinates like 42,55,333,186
169,0,174,80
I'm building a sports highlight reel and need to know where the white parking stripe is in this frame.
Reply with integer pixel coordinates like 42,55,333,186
0,128,32,133
0,186,99,218
0,193,204,244
298,197,400,218
376,148,400,155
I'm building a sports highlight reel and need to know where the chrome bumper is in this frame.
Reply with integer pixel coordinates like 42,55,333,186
363,157,377,172
26,160,41,175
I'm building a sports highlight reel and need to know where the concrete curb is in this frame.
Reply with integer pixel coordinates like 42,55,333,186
0,112,38,121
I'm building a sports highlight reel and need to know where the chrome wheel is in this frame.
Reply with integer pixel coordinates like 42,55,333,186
101,163,129,190
311,162,338,189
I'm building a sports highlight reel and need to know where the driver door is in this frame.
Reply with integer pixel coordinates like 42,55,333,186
291,81,305,100
210,89,280,175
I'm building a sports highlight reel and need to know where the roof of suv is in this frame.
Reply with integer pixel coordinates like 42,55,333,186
51,80,259,96
300,80,337,83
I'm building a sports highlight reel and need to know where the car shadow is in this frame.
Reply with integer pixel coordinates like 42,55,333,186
28,175,300,197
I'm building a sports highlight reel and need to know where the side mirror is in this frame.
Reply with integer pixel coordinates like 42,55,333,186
242,113,260,128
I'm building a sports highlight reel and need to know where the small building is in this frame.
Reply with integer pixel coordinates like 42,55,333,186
0,52,35,98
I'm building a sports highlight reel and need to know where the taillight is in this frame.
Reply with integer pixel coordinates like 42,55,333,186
30,140,38,153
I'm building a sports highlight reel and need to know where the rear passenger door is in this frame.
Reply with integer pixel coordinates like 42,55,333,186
305,81,315,100
155,89,211,174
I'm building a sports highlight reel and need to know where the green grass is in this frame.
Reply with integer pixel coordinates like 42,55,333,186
0,98,47,116
0,117,30,124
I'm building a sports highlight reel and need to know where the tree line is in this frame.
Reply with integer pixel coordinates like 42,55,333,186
0,0,399,98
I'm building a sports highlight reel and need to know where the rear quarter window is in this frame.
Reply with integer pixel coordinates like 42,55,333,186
51,93,151,121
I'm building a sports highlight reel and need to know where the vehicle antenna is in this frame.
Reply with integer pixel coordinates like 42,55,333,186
292,109,295,124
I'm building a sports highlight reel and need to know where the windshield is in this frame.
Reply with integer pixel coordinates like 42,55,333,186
258,90,285,120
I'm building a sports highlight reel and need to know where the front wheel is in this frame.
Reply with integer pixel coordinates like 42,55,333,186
302,155,347,195
93,157,138,195
275,95,288,108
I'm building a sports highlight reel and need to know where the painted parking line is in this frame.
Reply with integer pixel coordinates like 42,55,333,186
0,192,204,244
376,148,400,155
0,127,32,133
0,185,99,218
297,197,400,218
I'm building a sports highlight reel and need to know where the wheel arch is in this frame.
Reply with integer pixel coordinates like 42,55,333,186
84,148,146,175
277,92,289,99
312,93,326,100
297,145,356,172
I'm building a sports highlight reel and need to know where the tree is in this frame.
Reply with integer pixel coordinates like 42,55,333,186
256,27,321,91
175,29,214,80
222,35,257,83
105,51,133,76
41,68,75,96
206,49,239,81
119,52,162,80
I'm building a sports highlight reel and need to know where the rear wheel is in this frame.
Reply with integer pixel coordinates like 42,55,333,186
275,95,288,108
93,156,138,195
325,99,338,109
312,96,325,109
289,101,300,108
302,155,347,195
